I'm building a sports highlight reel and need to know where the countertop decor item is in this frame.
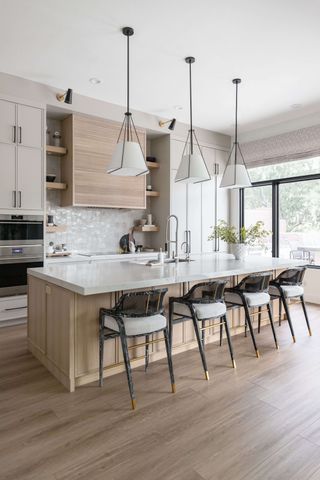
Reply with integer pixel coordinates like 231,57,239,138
107,27,149,177
175,57,210,184
220,79,252,189
46,174,56,182
209,220,269,260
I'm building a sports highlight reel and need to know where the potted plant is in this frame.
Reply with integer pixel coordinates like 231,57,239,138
208,220,270,260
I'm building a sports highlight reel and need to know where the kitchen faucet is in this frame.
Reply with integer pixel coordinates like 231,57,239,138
181,230,191,261
165,215,179,260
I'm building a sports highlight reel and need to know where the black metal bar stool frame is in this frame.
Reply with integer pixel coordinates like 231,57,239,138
225,272,278,358
270,267,311,342
99,288,175,410
169,280,235,381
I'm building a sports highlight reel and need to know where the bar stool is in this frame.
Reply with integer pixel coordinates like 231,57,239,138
269,267,311,342
168,280,235,381
225,272,278,358
99,288,175,410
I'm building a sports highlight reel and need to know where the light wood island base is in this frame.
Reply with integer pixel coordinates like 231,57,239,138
27,273,282,392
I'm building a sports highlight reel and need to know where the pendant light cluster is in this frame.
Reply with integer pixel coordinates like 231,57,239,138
220,79,251,188
108,27,149,177
109,27,251,189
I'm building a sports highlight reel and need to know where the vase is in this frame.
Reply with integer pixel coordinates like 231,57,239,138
230,243,247,261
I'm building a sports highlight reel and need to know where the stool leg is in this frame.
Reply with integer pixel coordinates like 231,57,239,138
145,334,149,372
267,303,279,349
191,312,209,380
99,333,104,387
164,327,176,393
243,302,260,358
279,298,282,326
258,306,262,333
119,333,136,410
280,291,296,343
168,300,174,352
301,295,312,336
202,320,206,348
223,315,236,368
219,323,223,346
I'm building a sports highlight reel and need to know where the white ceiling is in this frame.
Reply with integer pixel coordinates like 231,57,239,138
1,0,320,135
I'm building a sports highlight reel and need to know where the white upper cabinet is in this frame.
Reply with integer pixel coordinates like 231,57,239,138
17,104,42,149
0,144,16,209
0,99,43,213
17,147,43,210
0,100,16,144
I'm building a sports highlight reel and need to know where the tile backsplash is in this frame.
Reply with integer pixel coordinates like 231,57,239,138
46,191,147,253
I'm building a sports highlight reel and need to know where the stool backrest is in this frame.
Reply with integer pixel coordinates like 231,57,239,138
117,288,168,317
275,267,306,285
237,272,272,293
185,280,227,304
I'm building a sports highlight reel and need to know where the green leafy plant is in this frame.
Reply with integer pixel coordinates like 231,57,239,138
208,220,270,246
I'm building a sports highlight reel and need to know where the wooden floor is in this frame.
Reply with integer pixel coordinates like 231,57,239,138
1,304,320,480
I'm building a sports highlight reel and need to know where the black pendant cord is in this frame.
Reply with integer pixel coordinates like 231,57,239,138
189,61,193,154
234,81,238,146
126,33,130,141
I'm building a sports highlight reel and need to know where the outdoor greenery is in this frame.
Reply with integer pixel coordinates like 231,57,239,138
247,158,320,232
209,220,269,245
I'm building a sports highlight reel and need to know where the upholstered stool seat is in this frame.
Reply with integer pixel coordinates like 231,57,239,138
172,301,227,320
104,314,166,336
225,291,270,308
269,284,304,299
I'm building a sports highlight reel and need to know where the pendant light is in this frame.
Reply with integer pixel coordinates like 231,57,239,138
175,57,210,184
107,27,149,176
220,78,251,189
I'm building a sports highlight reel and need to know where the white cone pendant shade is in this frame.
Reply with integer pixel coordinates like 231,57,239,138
175,57,210,184
220,143,251,188
220,78,251,189
108,27,149,177
108,140,148,176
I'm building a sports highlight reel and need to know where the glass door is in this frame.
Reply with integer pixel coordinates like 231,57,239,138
244,185,273,256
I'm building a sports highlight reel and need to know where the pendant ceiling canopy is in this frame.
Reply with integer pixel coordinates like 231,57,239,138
107,27,149,177
175,57,210,184
220,78,251,189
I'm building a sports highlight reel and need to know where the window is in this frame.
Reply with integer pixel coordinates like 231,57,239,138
241,159,320,266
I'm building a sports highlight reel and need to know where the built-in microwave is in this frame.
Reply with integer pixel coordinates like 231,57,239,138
0,215,44,296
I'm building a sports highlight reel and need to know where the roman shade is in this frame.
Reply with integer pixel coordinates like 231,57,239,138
240,124,320,168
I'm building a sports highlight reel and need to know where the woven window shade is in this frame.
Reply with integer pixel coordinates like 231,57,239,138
241,124,320,168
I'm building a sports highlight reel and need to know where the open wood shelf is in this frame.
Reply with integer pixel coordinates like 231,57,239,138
133,225,160,232
46,225,67,233
46,145,67,156
146,190,160,197
46,182,67,190
146,161,160,169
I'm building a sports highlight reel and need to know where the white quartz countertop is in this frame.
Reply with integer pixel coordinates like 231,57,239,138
28,254,307,296
45,251,159,264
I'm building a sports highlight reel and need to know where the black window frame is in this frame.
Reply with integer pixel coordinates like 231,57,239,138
240,172,320,268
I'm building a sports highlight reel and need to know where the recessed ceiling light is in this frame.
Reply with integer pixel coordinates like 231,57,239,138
174,105,183,111
89,77,102,85
291,103,302,109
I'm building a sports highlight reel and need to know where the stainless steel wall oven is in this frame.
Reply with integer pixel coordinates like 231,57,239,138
0,215,43,296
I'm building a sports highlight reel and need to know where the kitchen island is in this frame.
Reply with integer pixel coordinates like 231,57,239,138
27,254,306,391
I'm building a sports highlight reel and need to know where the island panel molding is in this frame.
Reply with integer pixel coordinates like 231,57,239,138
61,114,146,209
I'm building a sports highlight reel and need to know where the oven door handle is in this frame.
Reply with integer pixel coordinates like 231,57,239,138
0,244,43,248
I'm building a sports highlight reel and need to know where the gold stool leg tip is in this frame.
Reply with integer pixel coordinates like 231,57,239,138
232,360,237,369
131,399,137,410
276,344,280,350
171,383,176,393
205,371,210,381
256,350,260,358
293,336,296,343
309,329,312,336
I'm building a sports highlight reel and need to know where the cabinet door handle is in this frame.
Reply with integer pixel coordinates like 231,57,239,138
12,191,16,208
18,191,22,208
12,126,16,143
4,306,26,312
18,126,22,144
